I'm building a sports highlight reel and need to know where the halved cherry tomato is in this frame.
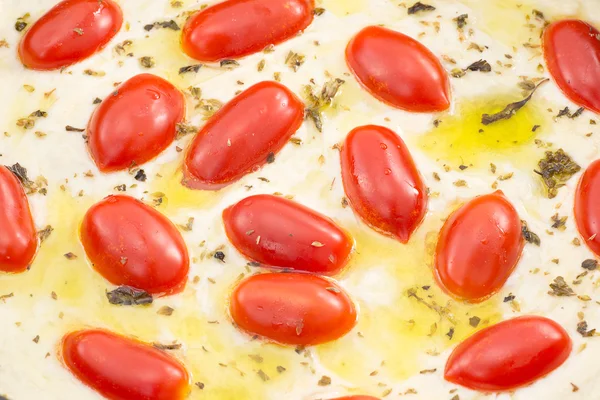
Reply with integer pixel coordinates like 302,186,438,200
80,195,189,295
543,20,600,114
575,159,600,255
230,273,356,345
340,125,427,243
223,194,353,274
18,0,123,70
345,26,450,112
182,0,315,62
435,191,523,302
445,316,572,391
62,329,190,400
87,74,185,172
183,81,304,190
0,166,37,273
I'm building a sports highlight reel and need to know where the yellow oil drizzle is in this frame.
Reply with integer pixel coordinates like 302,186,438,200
459,0,544,46
320,0,368,16
149,161,222,215
416,93,549,169
315,215,502,393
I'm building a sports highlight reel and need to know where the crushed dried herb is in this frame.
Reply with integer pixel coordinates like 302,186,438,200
481,79,548,125
521,220,541,246
548,276,575,297
134,169,147,182
153,342,182,350
144,20,180,31
179,64,202,74
214,251,225,262
407,2,436,14
139,56,155,68
106,285,153,306
454,14,468,29
303,78,344,132
534,149,581,199
582,259,598,271
577,321,596,337
285,51,305,71
220,59,240,68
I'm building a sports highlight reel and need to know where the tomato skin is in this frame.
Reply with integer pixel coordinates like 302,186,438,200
182,0,314,62
80,195,189,295
18,0,123,70
230,273,356,345
87,74,185,172
445,316,572,391
435,191,523,302
223,195,353,274
62,329,190,400
345,26,450,112
183,81,304,190
543,20,600,114
340,125,427,243
574,159,600,255
0,167,37,273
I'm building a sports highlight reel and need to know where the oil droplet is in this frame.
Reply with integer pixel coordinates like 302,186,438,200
316,215,502,391
416,93,548,169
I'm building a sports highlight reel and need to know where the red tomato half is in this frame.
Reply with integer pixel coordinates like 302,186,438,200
435,191,523,302
230,273,356,345
18,0,123,70
182,0,315,61
575,159,600,255
183,81,304,190
62,329,190,400
0,166,37,273
223,194,353,274
340,125,427,243
445,316,572,391
345,26,450,112
543,20,600,114
87,74,185,172
80,195,189,295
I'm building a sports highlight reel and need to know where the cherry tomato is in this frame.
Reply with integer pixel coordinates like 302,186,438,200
223,194,353,274
183,81,304,190
87,74,185,172
230,273,356,345
80,195,189,295
345,26,450,112
445,316,572,391
182,0,315,62
0,166,37,273
543,20,600,114
62,329,190,400
340,125,427,243
18,0,123,70
575,159,600,255
435,191,523,302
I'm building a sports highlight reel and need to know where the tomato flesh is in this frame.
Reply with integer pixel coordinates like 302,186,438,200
435,191,523,302
62,329,190,400
346,26,450,112
87,74,185,172
182,0,315,61
80,195,189,295
445,316,572,391
223,194,353,274
543,20,600,114
18,0,123,70
183,81,304,190
0,166,37,273
340,125,427,243
574,159,600,255
230,273,356,345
